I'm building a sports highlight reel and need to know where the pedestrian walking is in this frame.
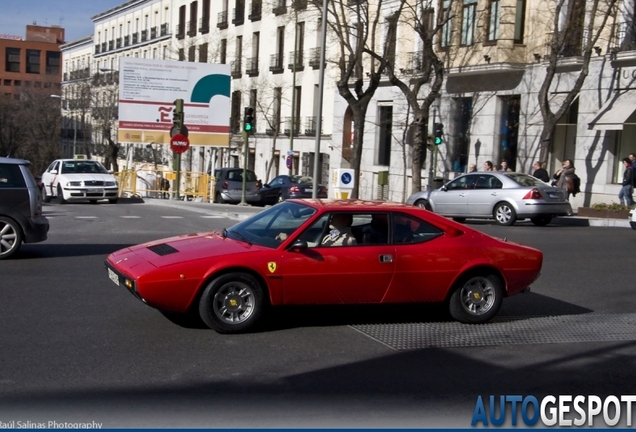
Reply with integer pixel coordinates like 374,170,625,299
619,157,634,207
552,159,576,201
532,161,550,183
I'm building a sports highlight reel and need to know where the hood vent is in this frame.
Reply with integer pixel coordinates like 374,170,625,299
147,243,179,256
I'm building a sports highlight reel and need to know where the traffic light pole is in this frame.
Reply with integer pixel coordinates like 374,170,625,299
428,108,437,190
240,131,249,206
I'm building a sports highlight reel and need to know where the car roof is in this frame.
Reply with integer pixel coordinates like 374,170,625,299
288,199,427,211
0,157,30,166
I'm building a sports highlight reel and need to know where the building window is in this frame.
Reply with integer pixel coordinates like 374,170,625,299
461,0,477,46
453,98,472,172
274,87,282,132
46,51,60,75
5,48,20,73
178,48,185,61
26,49,40,74
231,90,241,133
514,0,526,44
498,96,520,172
220,39,227,63
377,106,393,166
487,0,500,42
188,45,196,62
199,43,208,62
440,0,451,48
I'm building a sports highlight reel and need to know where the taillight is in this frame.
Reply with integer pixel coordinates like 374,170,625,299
222,181,229,190
289,185,301,193
522,188,543,200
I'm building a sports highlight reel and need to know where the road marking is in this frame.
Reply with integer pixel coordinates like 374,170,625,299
161,216,184,219
120,216,142,219
76,216,98,219
200,215,224,219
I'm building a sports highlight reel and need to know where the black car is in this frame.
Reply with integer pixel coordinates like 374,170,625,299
0,157,49,259
257,175,328,205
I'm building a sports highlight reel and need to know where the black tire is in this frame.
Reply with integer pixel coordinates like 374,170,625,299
452,217,466,223
89,200,98,204
415,199,432,211
213,192,222,204
0,216,23,260
530,216,552,226
449,273,503,324
109,198,118,204
198,272,266,334
493,202,517,226
57,185,67,204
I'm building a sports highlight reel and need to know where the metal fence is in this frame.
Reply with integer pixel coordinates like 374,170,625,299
115,168,214,201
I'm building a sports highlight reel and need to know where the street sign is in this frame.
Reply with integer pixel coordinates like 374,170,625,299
286,156,292,169
170,133,190,154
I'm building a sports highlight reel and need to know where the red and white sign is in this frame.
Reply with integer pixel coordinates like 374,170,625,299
170,133,190,154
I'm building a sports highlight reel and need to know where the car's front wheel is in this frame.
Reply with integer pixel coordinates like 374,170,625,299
414,199,432,211
199,272,266,334
494,202,517,226
57,185,67,204
449,273,503,324
530,216,552,226
0,216,23,260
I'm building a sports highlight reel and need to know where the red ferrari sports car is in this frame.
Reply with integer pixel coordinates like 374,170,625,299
105,200,542,333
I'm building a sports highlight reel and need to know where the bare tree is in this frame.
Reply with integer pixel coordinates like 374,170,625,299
536,0,618,162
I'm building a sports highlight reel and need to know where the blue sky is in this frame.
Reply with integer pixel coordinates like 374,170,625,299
1,0,124,42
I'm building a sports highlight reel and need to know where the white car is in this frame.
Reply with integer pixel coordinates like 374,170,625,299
630,207,636,230
41,159,119,204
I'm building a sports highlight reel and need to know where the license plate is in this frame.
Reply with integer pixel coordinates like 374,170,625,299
93,189,104,194
108,268,119,286
549,193,559,199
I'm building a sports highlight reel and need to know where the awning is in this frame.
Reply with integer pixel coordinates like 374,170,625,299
588,91,636,130
527,94,578,126
446,68,525,94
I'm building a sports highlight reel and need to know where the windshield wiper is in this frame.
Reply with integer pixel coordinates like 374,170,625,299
228,230,252,246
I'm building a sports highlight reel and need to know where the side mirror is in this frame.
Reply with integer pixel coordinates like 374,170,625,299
441,185,448,191
289,239,308,250
50,170,58,175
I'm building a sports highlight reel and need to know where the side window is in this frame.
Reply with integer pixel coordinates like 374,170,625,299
392,213,444,245
315,212,358,247
296,214,329,246
447,175,475,190
47,161,58,172
474,175,493,189
214,169,222,181
0,164,26,188
490,177,503,189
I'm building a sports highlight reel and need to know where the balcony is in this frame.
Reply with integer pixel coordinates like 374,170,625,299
199,16,210,34
124,35,130,46
116,37,122,49
217,10,229,29
108,40,114,50
270,53,284,73
94,45,100,54
292,0,307,10
288,50,304,71
232,8,244,25
141,30,148,41
400,52,423,75
231,60,242,78
249,0,262,21
132,32,139,44
283,117,300,137
151,26,157,39
308,47,322,69
161,23,169,36
101,42,107,52
304,116,321,136
610,21,636,67
187,21,197,36
273,0,287,16
246,57,259,76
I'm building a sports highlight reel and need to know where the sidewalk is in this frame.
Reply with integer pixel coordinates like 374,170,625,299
139,197,633,228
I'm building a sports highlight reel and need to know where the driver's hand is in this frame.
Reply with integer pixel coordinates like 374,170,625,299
276,233,288,241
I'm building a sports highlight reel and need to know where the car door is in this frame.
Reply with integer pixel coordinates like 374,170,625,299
41,160,60,197
466,174,501,216
432,175,475,216
260,176,285,203
280,212,395,304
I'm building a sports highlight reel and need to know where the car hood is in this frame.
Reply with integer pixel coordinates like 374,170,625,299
108,231,264,268
60,173,117,182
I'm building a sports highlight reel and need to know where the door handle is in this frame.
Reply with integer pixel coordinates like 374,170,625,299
379,254,393,263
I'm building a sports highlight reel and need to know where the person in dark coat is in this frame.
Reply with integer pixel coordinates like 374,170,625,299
532,161,550,183
552,159,576,200
619,157,634,207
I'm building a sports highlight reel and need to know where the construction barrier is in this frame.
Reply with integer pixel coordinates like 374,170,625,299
115,168,214,201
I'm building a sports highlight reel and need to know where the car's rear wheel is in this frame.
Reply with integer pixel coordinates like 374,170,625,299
0,216,23,260
213,192,222,203
530,216,552,226
57,185,67,204
494,202,517,226
449,273,503,324
199,272,265,334
415,199,432,211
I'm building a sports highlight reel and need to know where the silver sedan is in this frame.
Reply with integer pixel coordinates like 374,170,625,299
406,172,572,226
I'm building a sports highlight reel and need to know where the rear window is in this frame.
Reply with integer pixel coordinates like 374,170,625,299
506,173,546,187
0,164,26,188
227,170,257,182
291,176,313,185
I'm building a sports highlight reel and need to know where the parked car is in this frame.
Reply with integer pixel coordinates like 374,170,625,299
41,159,119,204
0,157,49,259
212,167,260,204
629,207,636,230
406,172,572,226
257,175,328,205
105,199,542,333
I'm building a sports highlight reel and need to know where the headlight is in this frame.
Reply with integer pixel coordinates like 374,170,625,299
66,181,82,187
104,181,117,186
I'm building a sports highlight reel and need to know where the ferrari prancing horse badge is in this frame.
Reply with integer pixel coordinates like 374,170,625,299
268,262,277,273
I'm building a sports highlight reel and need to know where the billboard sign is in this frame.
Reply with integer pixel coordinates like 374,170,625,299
118,58,231,147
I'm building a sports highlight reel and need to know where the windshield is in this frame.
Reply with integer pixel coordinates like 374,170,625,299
60,161,109,174
226,201,317,248
505,173,549,187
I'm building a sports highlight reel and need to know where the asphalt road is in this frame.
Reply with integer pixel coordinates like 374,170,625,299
0,199,634,428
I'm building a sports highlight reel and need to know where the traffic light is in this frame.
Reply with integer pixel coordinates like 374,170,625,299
434,122,444,145
244,107,254,133
171,99,188,137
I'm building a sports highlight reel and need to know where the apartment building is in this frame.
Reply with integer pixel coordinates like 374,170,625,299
0,25,64,99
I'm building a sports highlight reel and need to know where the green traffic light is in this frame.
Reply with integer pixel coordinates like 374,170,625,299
245,123,253,131
434,137,442,145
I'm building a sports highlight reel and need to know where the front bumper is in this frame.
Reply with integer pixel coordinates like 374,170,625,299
64,187,119,200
